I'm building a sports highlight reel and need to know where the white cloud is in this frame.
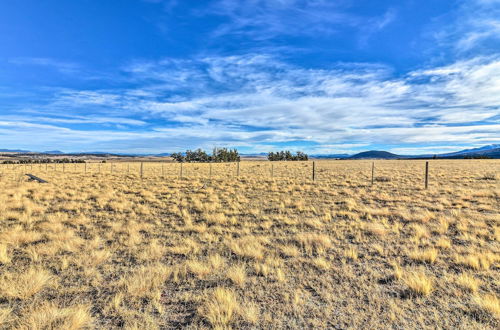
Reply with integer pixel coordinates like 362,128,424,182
8,57,81,74
432,0,500,54
2,53,500,153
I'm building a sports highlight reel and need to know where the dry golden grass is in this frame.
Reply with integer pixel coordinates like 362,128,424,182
403,270,434,296
0,159,499,328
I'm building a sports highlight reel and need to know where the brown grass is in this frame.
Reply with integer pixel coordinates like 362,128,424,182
0,159,499,328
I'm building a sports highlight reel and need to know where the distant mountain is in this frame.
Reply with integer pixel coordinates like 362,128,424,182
350,150,400,159
0,149,31,153
312,154,350,159
43,150,64,154
439,144,500,158
1,144,499,158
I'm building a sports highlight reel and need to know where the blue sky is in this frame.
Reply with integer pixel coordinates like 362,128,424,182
0,0,499,154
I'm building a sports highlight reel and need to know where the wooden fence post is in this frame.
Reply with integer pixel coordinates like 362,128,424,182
180,163,183,178
237,162,240,177
140,162,144,179
271,164,274,178
127,163,130,174
84,162,87,173
63,163,65,173
425,161,429,189
312,161,315,181
371,162,375,186
162,164,164,176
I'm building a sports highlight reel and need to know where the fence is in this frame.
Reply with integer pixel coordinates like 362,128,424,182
1,159,498,190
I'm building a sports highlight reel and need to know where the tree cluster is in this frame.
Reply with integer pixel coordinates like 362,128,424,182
2,158,86,164
464,155,492,159
170,148,240,163
267,150,308,161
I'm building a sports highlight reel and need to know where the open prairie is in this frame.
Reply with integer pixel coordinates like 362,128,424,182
0,160,499,329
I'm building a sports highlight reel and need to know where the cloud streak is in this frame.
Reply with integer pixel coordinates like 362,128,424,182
2,53,499,153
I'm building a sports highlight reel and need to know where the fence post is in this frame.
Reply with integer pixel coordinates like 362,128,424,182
127,163,130,174
162,164,164,176
425,161,429,189
271,163,274,178
237,162,240,177
111,163,113,173
209,163,212,178
63,163,65,172
84,162,87,173
371,162,375,186
140,162,144,179
180,163,183,178
312,161,315,181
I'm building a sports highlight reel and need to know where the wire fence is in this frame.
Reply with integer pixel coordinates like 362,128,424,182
1,160,499,190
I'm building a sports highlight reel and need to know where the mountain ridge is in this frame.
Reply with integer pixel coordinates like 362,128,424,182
1,145,499,159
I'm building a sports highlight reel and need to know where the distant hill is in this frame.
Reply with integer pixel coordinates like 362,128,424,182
438,144,500,158
440,144,499,156
43,150,64,154
311,154,350,159
0,149,31,153
1,144,499,159
349,150,400,159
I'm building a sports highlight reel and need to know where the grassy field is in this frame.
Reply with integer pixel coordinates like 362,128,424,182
0,160,499,329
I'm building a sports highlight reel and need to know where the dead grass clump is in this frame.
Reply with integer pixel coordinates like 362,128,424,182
228,237,264,260
364,223,387,237
410,224,430,241
17,303,93,329
294,233,332,255
198,287,239,328
0,226,43,246
344,246,358,261
409,248,438,264
0,244,11,264
187,260,212,279
227,264,247,287
0,268,53,300
403,270,433,296
456,253,496,271
0,307,13,328
122,264,170,299
167,238,201,256
279,244,300,258
436,237,451,249
456,273,480,292
311,257,330,270
473,294,500,320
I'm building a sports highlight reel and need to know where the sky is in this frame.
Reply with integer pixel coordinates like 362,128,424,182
0,0,499,155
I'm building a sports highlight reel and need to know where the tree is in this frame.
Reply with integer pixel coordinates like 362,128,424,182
170,148,240,163
171,152,185,162
267,150,308,161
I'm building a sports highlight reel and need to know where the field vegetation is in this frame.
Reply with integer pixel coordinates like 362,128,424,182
0,160,498,328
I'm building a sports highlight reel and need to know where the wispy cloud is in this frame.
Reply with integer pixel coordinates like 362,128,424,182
431,0,500,55
2,53,499,153
8,57,81,74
